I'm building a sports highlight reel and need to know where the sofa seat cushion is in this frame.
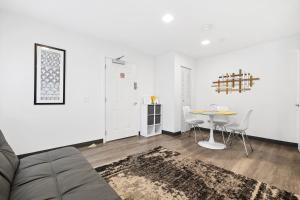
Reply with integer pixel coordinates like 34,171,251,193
10,147,120,200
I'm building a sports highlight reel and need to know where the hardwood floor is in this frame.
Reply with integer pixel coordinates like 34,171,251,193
80,131,300,194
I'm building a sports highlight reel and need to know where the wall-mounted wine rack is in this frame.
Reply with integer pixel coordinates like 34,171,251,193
212,69,260,94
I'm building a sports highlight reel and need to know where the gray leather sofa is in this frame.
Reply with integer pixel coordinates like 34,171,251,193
0,130,120,200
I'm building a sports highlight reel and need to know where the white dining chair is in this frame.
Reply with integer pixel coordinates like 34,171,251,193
182,106,205,143
225,109,254,156
209,104,230,144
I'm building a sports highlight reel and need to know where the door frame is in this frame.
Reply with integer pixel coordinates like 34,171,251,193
104,57,108,143
296,50,300,152
104,57,139,143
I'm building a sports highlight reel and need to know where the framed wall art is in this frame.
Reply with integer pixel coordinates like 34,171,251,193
34,43,66,105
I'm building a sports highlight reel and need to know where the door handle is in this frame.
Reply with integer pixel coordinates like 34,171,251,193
133,102,138,105
296,104,300,107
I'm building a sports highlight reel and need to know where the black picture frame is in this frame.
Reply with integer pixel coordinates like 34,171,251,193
34,43,66,105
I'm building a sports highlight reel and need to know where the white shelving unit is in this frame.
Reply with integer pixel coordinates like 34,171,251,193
141,104,162,137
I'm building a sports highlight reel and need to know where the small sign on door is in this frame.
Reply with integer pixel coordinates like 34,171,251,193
120,73,125,79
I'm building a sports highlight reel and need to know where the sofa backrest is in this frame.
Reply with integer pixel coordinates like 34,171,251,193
0,130,20,199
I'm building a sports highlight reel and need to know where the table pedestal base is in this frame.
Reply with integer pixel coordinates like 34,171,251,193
198,141,226,150
197,114,226,150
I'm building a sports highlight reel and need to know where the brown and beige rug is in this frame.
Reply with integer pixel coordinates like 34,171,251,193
95,146,299,200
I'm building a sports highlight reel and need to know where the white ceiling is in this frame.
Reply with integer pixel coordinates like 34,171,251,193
1,0,300,58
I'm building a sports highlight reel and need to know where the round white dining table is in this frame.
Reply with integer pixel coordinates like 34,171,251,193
191,110,237,150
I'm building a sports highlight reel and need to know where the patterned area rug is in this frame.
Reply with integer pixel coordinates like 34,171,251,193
95,146,299,200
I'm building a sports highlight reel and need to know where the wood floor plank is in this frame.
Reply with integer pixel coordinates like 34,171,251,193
80,131,300,194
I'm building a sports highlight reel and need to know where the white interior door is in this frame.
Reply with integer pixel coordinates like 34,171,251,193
105,60,139,142
181,66,192,132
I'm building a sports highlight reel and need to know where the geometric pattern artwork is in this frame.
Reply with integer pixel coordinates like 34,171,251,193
34,43,66,105
40,50,61,101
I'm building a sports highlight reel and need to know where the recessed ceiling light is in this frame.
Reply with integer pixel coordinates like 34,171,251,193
162,14,174,23
201,24,213,31
201,40,211,46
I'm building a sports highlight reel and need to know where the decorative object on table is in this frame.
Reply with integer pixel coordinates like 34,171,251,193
143,95,159,104
96,146,299,200
34,43,66,105
212,69,260,94
150,95,157,104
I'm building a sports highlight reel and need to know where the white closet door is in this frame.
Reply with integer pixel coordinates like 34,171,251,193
181,66,192,132
105,61,139,142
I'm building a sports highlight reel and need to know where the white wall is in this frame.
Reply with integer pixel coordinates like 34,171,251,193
195,35,300,143
0,11,155,154
1,11,298,154
155,52,196,133
155,53,176,132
